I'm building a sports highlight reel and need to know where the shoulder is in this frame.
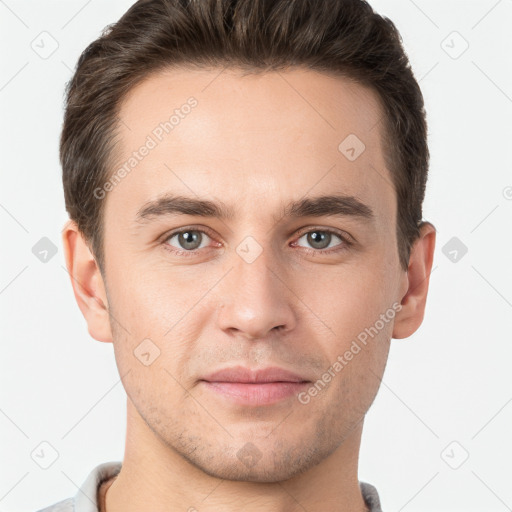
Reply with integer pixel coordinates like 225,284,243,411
33,461,122,512
360,481,383,512
35,496,74,512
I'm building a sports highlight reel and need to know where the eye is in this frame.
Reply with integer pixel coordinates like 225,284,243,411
164,228,213,253
293,228,352,253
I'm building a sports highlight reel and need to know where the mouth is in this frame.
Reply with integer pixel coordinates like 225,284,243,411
200,366,311,406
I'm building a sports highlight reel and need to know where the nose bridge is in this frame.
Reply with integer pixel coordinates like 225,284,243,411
215,240,296,339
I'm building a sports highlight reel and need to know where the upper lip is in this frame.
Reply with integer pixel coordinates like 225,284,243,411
201,366,310,383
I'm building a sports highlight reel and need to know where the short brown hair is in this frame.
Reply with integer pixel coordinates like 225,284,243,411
61,0,429,274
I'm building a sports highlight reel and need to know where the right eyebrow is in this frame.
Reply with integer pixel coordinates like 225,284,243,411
135,194,235,224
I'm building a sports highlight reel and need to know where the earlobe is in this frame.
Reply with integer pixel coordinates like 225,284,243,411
61,220,113,343
392,222,436,340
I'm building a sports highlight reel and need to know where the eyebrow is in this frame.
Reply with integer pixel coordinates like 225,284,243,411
135,193,374,224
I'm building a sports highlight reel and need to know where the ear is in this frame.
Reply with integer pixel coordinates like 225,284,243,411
393,221,436,339
61,220,113,343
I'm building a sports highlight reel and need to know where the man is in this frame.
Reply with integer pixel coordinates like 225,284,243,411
38,0,436,510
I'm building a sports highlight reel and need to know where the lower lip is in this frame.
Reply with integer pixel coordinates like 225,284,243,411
201,381,309,406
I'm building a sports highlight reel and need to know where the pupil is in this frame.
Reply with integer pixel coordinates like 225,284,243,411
308,231,330,249
180,231,200,250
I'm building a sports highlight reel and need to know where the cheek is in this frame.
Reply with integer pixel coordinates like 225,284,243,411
107,261,199,333
296,260,397,339
106,264,214,381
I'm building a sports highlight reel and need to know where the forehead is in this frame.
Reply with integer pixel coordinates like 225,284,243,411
107,66,395,227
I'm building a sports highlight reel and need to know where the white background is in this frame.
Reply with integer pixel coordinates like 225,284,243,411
1,1,511,511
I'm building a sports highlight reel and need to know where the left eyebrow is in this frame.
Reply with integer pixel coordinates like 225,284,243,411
283,194,374,222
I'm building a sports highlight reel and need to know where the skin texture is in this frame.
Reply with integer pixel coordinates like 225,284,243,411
62,67,436,512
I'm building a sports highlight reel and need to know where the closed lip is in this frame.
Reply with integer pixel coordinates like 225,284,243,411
201,366,310,383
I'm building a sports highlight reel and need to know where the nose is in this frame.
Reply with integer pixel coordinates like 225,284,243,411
215,246,297,340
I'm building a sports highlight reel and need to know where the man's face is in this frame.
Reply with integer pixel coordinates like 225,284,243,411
101,67,407,481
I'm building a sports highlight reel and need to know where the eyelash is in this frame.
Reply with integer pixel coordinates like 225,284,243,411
160,226,354,258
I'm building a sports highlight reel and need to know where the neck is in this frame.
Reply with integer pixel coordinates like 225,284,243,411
105,399,368,512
